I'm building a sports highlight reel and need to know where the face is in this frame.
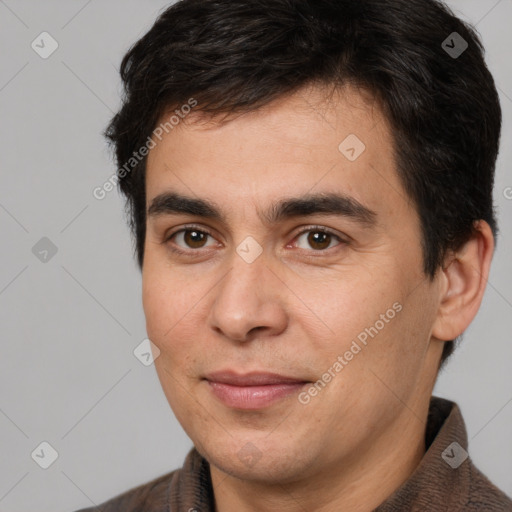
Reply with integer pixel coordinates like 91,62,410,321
142,85,444,483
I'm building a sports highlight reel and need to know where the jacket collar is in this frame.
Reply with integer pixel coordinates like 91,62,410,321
375,396,470,511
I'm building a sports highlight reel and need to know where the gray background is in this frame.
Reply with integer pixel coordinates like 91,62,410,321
0,1,510,510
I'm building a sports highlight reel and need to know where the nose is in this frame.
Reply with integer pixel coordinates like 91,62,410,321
207,251,288,343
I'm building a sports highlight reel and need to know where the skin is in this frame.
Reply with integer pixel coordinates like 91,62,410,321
142,84,494,512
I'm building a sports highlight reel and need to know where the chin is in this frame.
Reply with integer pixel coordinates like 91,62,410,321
195,435,316,484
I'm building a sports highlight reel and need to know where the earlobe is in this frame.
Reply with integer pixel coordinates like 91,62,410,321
431,221,495,341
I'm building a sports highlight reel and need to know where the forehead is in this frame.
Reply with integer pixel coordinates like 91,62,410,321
145,84,411,227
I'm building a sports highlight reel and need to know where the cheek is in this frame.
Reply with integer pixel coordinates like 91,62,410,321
142,263,191,340
296,269,394,345
142,264,213,382
303,268,416,382
354,281,439,401
142,273,168,340
143,270,200,404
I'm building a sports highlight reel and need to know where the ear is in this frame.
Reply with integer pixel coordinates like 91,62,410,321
432,220,495,341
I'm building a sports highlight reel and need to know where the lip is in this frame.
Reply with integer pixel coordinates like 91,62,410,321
204,370,308,386
204,371,310,410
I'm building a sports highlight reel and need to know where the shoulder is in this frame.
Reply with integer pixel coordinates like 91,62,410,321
433,397,512,511
464,461,512,511
72,447,212,512
73,468,178,512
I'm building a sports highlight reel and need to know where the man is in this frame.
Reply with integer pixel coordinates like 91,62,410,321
79,0,512,510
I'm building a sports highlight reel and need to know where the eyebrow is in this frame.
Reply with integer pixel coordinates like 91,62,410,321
147,191,377,227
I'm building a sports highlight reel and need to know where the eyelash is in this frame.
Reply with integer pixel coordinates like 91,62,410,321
163,224,347,258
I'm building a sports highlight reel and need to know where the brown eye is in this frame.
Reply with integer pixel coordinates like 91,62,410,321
182,229,208,249
306,231,332,250
167,228,216,252
294,228,343,252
